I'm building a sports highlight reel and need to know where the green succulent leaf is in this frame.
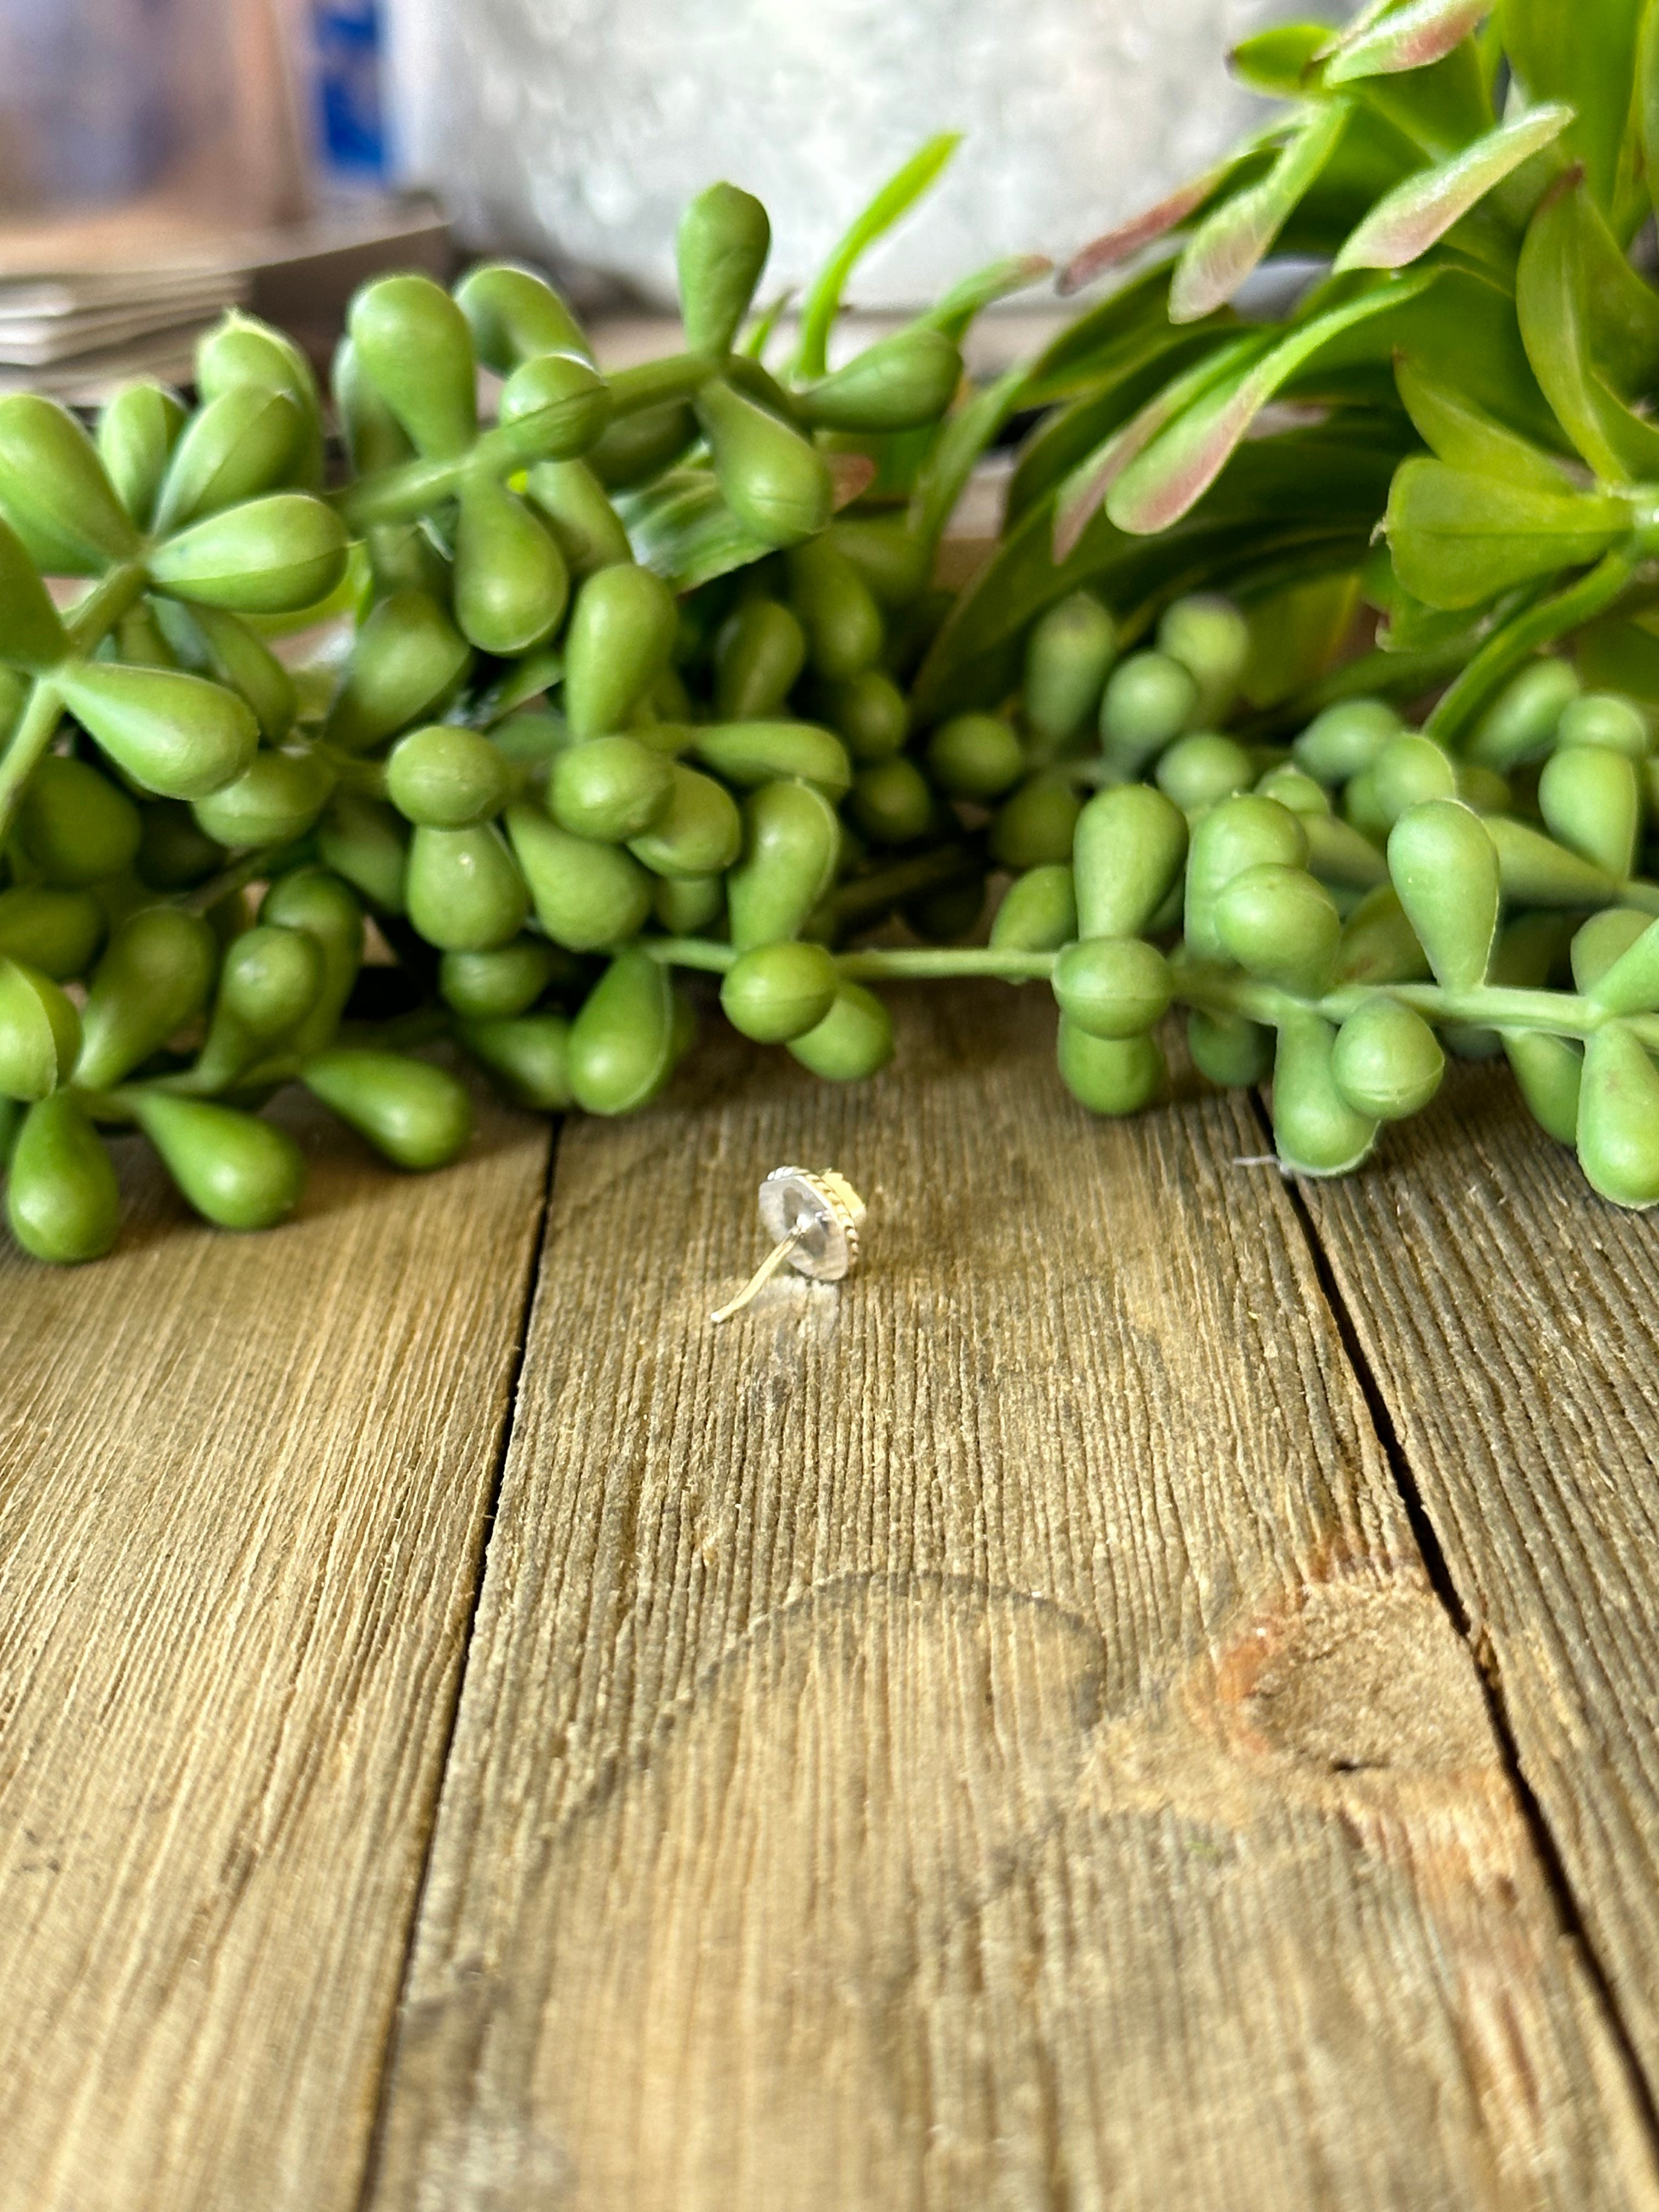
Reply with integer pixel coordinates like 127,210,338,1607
919,425,1398,716
1170,101,1352,323
1386,456,1632,609
0,513,69,670
1376,571,1511,656
1517,174,1659,481
1058,133,1284,296
1108,273,1434,536
1025,263,1238,408
1643,1,1659,225
910,365,1029,549
1052,336,1267,559
615,472,769,592
1557,180,1659,395
1008,332,1232,524
1334,101,1573,270
1500,0,1644,214
1242,571,1368,703
1536,168,1659,411
1393,356,1572,493
918,256,1053,342
1322,0,1489,83
793,134,961,379
1227,24,1327,95
1383,263,1561,442
1343,40,1494,163
1424,548,1635,744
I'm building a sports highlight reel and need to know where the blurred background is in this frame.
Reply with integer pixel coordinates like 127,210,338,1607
0,0,1309,394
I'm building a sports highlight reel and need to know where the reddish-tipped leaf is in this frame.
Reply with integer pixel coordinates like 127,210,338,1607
1322,0,1489,81
1170,102,1352,323
1107,275,1432,536
1334,102,1573,270
1052,336,1265,558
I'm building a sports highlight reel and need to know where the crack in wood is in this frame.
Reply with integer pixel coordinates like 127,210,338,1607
1260,1086,1659,2171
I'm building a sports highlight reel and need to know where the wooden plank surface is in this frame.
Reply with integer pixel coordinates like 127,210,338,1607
1299,1064,1659,2104
365,989,1659,2212
0,1084,550,2212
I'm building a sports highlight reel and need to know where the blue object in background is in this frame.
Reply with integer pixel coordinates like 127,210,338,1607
311,0,388,183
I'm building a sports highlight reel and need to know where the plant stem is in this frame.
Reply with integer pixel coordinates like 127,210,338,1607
0,676,64,839
0,559,152,840
644,935,1054,981
64,561,149,654
825,843,983,926
838,945,1053,981
182,843,302,914
607,354,719,415
641,933,1659,1044
1171,957,1659,1049
334,454,465,529
644,936,735,973
336,358,718,529
310,741,387,797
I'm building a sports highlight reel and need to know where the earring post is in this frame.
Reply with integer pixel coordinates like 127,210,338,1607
710,1226,806,1324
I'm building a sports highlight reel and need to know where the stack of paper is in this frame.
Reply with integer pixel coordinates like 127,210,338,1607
0,268,249,397
0,195,448,400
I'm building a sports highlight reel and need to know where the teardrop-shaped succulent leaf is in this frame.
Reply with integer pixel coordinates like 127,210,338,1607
0,512,67,670
675,183,771,359
1171,101,1352,323
1334,102,1573,270
1108,275,1432,535
0,396,140,575
1576,1022,1659,1208
1387,797,1500,988
148,493,349,613
58,659,259,799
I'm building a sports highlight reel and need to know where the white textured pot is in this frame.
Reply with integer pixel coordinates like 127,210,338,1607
387,0,1304,306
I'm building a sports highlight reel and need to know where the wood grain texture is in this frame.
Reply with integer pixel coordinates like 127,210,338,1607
0,1084,550,2212
1297,1063,1659,2100
368,989,1659,2212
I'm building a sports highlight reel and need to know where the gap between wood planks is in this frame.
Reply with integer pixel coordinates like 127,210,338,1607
1249,1086,1659,2162
351,1125,562,2211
